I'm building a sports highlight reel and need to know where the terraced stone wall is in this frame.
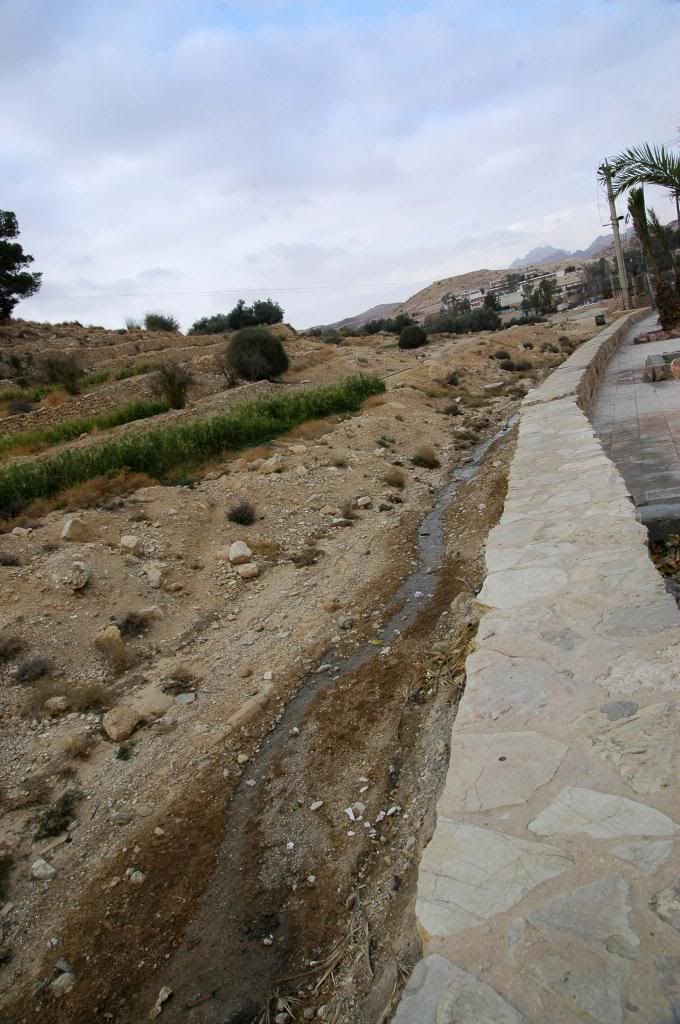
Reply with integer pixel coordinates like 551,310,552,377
394,308,680,1024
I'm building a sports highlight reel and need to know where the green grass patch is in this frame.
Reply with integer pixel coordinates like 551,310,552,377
0,399,171,459
0,375,384,518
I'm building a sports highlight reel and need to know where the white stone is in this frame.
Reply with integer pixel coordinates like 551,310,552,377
31,858,56,880
229,541,253,565
237,563,259,579
611,839,673,874
61,516,88,541
119,534,141,554
393,955,523,1024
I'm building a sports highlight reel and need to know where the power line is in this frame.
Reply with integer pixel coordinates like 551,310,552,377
31,279,435,302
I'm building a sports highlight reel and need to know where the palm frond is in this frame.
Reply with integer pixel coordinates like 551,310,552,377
627,187,657,274
610,142,680,198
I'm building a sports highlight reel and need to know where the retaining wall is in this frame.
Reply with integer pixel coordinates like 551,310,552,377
395,308,680,1024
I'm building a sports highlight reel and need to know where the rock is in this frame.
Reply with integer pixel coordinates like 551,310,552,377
149,986,173,1019
94,624,125,666
303,1009,316,1021
260,454,285,474
110,810,133,825
119,534,141,554
356,496,372,508
61,516,88,541
339,616,355,630
144,563,166,588
310,801,324,811
275,1014,288,1024
65,561,92,591
45,695,70,715
55,957,73,973
31,858,56,880
12,526,30,536
237,563,259,579
103,706,142,742
50,972,76,997
528,786,675,838
128,870,146,885
393,956,523,1024
175,692,196,705
229,541,253,565
237,753,249,764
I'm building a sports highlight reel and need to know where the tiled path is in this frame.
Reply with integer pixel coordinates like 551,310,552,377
591,315,680,517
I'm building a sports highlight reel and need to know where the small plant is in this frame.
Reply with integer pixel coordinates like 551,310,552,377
224,327,289,381
499,359,516,371
292,546,320,567
522,342,534,350
443,402,462,416
61,733,93,760
514,359,531,372
0,632,24,662
446,370,459,386
44,355,82,395
412,445,440,469
558,337,574,351
8,398,35,415
398,324,428,350
0,552,20,566
340,500,358,521
116,741,135,761
125,316,143,330
227,500,256,525
34,790,81,840
15,654,50,682
144,312,180,333
384,466,406,489
117,611,150,637
0,852,13,900
493,350,511,360
330,454,348,468
154,361,192,409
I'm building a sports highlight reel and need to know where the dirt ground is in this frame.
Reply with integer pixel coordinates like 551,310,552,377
0,311,603,1023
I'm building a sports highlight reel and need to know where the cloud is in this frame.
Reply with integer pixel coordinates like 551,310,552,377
1,0,678,328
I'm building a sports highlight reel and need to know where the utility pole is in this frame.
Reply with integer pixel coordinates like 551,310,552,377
600,161,632,310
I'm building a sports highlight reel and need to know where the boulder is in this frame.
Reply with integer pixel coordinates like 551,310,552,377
102,705,142,742
50,972,75,997
119,535,141,555
229,541,253,565
31,858,56,880
94,625,125,665
260,454,285,475
65,561,92,591
61,516,88,541
237,563,259,580
45,695,70,715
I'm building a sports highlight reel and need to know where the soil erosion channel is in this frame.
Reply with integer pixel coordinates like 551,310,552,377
135,417,515,1024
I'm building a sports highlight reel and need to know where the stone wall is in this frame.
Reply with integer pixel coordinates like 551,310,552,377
395,308,680,1024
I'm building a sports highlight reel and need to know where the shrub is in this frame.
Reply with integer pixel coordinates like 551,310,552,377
116,741,135,761
443,402,462,416
225,327,289,381
144,312,180,333
8,398,35,415
0,853,13,901
384,466,406,488
514,359,531,371
0,376,384,518
0,633,24,661
15,655,51,682
412,445,440,468
446,371,459,386
227,500,256,525
224,298,284,330
44,355,82,395
125,317,142,330
34,790,81,840
0,551,20,566
499,359,516,371
493,350,511,360
292,546,320,567
154,362,192,409
398,325,428,350
189,313,232,335
522,342,534,350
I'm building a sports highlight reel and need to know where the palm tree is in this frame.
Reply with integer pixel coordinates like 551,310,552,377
610,141,680,222
626,186,680,330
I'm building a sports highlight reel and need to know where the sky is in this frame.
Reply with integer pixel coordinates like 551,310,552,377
1,0,679,330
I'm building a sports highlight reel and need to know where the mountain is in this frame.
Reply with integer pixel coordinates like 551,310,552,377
510,246,571,269
320,301,400,331
571,234,614,259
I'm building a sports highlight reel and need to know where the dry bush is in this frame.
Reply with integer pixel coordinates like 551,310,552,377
0,852,13,901
42,389,69,408
384,466,406,489
329,453,348,468
363,395,385,409
116,611,150,637
227,500,256,525
0,551,21,566
292,546,321,567
60,733,94,761
34,790,81,839
412,445,440,469
340,501,358,521
69,681,111,712
3,774,51,811
443,403,462,416
20,679,64,718
0,633,24,662
15,654,50,682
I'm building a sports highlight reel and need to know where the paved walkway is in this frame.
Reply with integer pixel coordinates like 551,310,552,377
394,310,680,1024
591,314,680,525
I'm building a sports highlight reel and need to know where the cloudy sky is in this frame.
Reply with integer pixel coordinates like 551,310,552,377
2,0,679,329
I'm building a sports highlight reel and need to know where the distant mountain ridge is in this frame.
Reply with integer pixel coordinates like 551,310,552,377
511,234,614,269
